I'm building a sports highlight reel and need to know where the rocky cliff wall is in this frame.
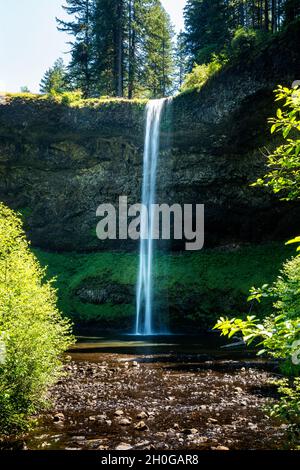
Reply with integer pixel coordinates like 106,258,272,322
1,22,300,252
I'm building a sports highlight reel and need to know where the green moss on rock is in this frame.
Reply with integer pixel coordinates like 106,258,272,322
34,242,294,331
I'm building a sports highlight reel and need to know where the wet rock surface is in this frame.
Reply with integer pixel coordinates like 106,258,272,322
5,352,295,451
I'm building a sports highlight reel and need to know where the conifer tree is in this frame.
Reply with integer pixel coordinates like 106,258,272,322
56,0,95,97
57,0,175,98
40,58,67,94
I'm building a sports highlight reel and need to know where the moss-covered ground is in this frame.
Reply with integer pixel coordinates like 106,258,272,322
34,242,294,330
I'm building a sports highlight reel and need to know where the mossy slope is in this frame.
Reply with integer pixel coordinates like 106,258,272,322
34,243,294,331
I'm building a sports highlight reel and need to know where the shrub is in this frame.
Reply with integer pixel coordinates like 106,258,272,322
0,203,74,434
60,90,83,106
180,54,227,93
214,254,300,375
214,87,300,426
253,86,300,200
270,378,300,424
230,27,258,57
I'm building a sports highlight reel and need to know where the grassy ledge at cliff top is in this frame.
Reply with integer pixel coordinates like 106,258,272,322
33,243,294,329
3,92,148,110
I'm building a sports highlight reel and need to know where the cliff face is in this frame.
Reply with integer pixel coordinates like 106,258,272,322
1,23,300,252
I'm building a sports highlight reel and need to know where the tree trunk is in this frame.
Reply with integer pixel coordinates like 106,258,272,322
115,0,124,97
128,0,136,99
84,0,91,98
272,0,276,32
264,0,270,30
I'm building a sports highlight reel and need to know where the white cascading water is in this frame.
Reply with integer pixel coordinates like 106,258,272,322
135,98,167,335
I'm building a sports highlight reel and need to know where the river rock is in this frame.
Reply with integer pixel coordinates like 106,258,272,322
119,418,132,426
86,439,103,449
53,413,65,423
137,411,149,420
208,418,218,424
115,443,133,451
134,421,149,431
183,428,198,435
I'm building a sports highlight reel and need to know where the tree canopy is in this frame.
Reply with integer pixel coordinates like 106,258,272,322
55,0,174,98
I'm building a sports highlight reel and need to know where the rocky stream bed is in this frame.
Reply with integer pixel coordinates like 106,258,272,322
1,337,297,451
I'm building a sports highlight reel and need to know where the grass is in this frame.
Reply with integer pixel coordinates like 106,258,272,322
4,92,147,109
33,242,295,330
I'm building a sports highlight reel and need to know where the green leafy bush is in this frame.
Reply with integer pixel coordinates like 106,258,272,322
214,247,300,376
0,203,74,434
215,86,300,424
253,86,300,200
270,378,300,424
180,54,227,93
59,90,83,106
230,27,258,57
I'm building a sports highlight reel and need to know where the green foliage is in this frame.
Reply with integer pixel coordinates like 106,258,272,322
5,91,147,111
33,243,292,327
214,313,300,372
5,93,47,102
59,90,83,106
183,0,295,71
230,27,259,57
57,0,175,99
0,204,73,435
20,86,30,93
40,58,68,95
215,87,300,425
214,245,300,374
184,0,230,67
253,86,300,200
141,1,175,97
180,54,227,93
57,0,94,98
270,378,300,423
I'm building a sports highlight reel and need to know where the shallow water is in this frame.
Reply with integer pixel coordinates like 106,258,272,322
71,332,249,360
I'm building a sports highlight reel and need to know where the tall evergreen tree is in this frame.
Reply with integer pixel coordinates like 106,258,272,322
175,30,189,90
57,0,95,97
40,58,67,94
184,0,230,66
184,0,300,69
142,1,174,97
284,0,300,24
57,0,174,98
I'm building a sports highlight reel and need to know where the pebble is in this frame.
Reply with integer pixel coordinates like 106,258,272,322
115,443,133,451
119,418,132,426
137,411,149,420
183,428,198,435
208,418,218,424
85,439,103,449
134,420,149,431
53,413,65,423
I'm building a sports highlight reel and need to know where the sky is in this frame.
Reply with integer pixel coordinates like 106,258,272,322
0,0,187,93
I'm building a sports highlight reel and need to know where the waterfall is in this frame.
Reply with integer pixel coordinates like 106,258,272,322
135,98,168,336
